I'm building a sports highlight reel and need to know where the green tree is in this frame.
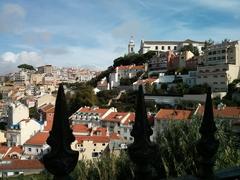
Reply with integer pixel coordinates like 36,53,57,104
65,83,97,116
180,43,199,56
144,82,153,94
29,107,40,120
202,39,214,51
18,64,36,71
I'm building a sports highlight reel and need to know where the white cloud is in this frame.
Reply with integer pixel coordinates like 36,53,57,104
0,3,26,33
0,51,44,74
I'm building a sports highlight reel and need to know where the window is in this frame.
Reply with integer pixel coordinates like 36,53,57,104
102,143,105,146
28,148,31,152
92,152,99,157
168,46,171,50
213,75,218,78
94,144,96,146
161,46,164,50
155,46,158,50
213,82,218,84
213,51,216,55
222,49,226,53
93,149,95,152
36,149,38,152
208,52,212,55
174,46,177,50
221,82,225,84
131,47,133,52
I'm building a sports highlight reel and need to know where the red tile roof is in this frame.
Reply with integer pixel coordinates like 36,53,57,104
197,106,240,119
75,135,110,143
72,124,90,133
92,127,107,136
45,106,55,113
117,65,145,71
134,78,157,85
155,109,192,121
43,119,53,132
109,133,121,140
24,132,49,146
122,113,135,125
0,160,44,171
102,112,129,122
40,104,54,113
0,146,9,155
3,146,23,160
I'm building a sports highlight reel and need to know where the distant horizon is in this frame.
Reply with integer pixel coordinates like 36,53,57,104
1,0,240,74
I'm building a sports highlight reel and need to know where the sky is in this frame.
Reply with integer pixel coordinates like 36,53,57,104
0,0,240,74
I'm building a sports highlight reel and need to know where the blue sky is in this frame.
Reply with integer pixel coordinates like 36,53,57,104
0,0,240,74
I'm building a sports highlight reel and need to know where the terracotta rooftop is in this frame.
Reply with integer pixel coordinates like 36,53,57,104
75,135,110,143
122,113,135,125
109,133,121,140
0,160,44,171
3,146,23,160
0,146,9,155
72,124,90,133
24,132,49,146
39,104,55,113
197,106,240,119
92,127,107,136
117,65,145,71
43,119,53,132
134,78,157,85
155,109,192,121
102,112,129,123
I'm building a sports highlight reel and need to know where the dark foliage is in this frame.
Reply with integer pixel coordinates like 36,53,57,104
17,64,35,70
113,51,155,67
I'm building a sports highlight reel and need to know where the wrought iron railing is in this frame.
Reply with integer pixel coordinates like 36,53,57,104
42,84,240,179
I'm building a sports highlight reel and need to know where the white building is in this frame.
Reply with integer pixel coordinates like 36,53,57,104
14,70,31,86
36,94,56,108
197,40,240,92
7,102,29,126
69,106,116,126
6,119,42,146
158,71,197,87
101,112,135,143
23,132,50,159
128,36,135,54
139,39,205,54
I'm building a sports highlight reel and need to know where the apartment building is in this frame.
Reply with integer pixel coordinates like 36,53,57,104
69,106,116,126
139,39,205,54
197,40,240,92
37,65,53,74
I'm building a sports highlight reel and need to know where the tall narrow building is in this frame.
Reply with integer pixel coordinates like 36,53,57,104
128,36,135,54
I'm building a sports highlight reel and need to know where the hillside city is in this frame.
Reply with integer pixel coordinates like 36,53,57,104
0,38,240,177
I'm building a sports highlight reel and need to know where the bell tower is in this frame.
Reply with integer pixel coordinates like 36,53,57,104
128,36,135,54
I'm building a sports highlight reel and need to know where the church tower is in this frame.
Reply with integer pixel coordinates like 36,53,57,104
128,36,135,54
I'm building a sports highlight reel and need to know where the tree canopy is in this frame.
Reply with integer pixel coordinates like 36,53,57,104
17,64,36,71
180,43,199,56
113,51,155,67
